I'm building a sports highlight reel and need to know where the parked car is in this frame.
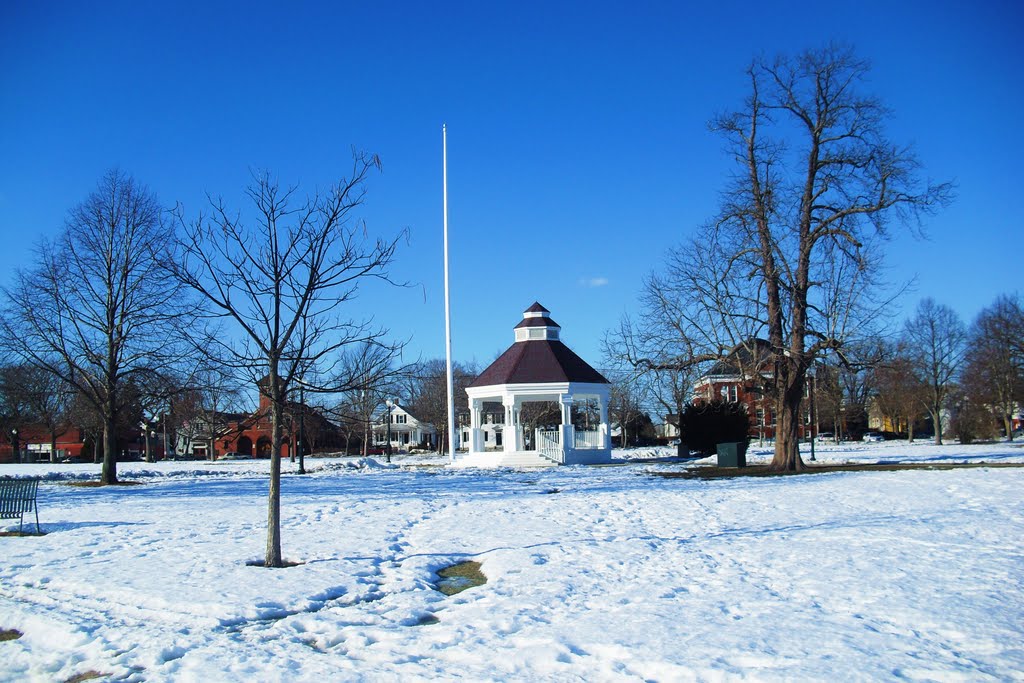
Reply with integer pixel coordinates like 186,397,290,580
817,432,835,441
862,432,884,442
217,452,249,461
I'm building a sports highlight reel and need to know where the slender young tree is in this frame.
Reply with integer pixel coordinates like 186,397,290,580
615,45,951,470
1,170,190,483
171,153,405,567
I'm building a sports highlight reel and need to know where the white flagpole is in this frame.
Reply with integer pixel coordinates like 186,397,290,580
443,124,456,463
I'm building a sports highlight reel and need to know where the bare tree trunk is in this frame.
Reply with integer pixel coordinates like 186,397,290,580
102,416,118,485
770,368,806,472
266,366,283,568
932,407,943,445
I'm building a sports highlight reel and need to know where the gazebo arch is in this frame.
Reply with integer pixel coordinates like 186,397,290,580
454,303,611,467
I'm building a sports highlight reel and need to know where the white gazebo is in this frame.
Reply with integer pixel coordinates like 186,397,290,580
453,303,612,467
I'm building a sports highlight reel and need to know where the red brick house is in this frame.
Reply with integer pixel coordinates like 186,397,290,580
692,339,816,442
177,377,341,459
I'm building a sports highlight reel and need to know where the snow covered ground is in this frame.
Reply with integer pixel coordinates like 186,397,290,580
2,440,1023,681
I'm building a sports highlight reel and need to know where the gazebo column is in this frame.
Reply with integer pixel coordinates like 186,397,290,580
598,396,611,449
559,395,574,457
503,397,520,452
470,398,484,453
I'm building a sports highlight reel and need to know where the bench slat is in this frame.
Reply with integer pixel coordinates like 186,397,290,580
0,478,41,533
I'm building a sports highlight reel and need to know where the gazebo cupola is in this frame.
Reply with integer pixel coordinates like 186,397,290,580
455,302,612,468
514,302,561,342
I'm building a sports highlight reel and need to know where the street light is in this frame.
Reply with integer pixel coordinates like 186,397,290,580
297,381,306,475
11,429,18,464
140,422,152,463
385,398,394,463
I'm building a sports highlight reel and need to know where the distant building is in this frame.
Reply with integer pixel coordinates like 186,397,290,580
177,377,342,459
692,339,816,441
371,403,436,452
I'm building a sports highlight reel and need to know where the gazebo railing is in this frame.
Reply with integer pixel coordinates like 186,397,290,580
574,429,601,449
537,429,562,462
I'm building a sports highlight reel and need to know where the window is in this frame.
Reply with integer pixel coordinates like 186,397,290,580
483,432,488,442
529,328,544,340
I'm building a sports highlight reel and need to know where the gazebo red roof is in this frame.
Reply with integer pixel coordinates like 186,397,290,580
468,304,609,387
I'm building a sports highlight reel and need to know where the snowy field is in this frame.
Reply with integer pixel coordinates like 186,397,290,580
2,440,1023,681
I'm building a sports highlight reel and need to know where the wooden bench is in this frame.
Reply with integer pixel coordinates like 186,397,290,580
0,477,41,534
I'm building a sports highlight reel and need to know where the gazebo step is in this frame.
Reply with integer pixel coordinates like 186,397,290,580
451,451,558,468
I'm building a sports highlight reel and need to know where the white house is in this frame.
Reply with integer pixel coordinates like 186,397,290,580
453,303,612,468
372,403,436,452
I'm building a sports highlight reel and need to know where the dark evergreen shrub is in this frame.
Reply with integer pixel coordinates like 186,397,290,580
678,400,750,455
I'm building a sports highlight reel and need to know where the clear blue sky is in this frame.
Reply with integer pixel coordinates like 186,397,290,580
2,1,1021,370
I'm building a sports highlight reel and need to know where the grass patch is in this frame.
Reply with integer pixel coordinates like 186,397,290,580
64,672,106,683
0,628,23,641
0,531,46,537
654,461,1024,480
436,560,487,596
245,559,305,568
413,613,440,626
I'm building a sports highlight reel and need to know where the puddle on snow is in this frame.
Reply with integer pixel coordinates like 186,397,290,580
435,561,487,596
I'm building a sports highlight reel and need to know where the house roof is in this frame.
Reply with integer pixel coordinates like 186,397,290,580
705,338,774,377
469,304,609,387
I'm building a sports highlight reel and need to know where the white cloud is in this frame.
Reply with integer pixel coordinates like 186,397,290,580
579,277,609,288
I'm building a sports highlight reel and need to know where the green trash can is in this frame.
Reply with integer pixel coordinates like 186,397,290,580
717,441,748,468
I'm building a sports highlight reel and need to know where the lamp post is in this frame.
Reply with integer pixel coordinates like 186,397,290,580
140,422,152,463
385,398,393,463
11,429,18,464
808,375,817,462
297,382,306,475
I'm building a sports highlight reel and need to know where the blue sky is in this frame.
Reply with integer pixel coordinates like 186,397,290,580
2,1,1021,371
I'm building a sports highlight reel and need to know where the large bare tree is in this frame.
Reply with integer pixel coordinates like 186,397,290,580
171,153,405,567
1,170,190,483
617,45,951,470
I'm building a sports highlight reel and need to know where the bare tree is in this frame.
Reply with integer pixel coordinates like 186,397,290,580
406,359,476,453
1,170,191,483
603,316,697,453
615,45,951,470
0,364,75,462
963,295,1024,439
326,340,408,456
607,373,650,448
171,154,405,567
871,349,928,441
903,298,966,444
